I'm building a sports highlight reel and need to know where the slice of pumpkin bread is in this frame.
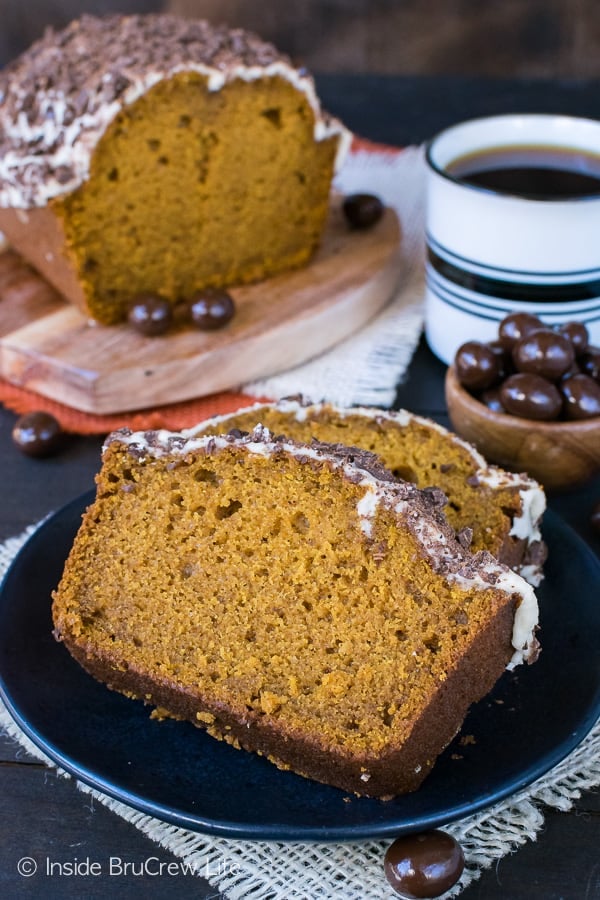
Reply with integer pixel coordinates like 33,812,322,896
192,398,547,585
52,425,539,798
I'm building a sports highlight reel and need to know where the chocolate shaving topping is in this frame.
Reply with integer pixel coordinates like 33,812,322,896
73,89,90,117
54,165,74,184
522,539,548,568
309,438,399,484
526,635,541,664
281,393,308,405
420,485,448,509
226,428,250,439
20,91,35,112
460,551,502,585
456,526,474,550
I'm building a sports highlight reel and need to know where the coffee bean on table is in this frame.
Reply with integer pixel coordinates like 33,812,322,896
188,288,236,330
128,293,173,335
560,373,600,420
512,329,575,381
499,372,563,420
383,830,465,898
342,193,384,229
12,411,63,457
455,341,502,391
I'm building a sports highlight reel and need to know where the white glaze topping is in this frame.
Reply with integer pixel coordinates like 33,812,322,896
448,565,539,668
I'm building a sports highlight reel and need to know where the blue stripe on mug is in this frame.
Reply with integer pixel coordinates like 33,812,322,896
427,245,600,303
427,234,600,282
426,269,600,324
426,266,600,319
426,278,500,322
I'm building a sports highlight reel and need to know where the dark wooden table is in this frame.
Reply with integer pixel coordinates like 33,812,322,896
1,74,599,899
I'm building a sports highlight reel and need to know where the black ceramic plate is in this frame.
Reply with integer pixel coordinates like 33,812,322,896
1,492,599,841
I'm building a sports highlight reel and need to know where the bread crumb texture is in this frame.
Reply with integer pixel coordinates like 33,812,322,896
196,405,529,562
52,73,337,323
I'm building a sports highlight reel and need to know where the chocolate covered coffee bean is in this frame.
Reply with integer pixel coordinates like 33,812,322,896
557,321,589,355
187,288,236,330
579,346,600,381
498,312,543,350
128,293,173,336
384,830,465,898
500,373,563,420
454,341,502,391
512,329,575,381
560,373,600,420
591,501,600,535
343,193,384,229
12,411,64,458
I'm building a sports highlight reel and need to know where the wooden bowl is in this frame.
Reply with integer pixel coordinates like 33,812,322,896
445,366,600,490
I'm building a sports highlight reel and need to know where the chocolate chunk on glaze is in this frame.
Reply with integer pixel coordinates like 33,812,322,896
309,439,400,484
456,526,474,549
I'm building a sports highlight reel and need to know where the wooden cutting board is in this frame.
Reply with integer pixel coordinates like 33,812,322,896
0,202,402,414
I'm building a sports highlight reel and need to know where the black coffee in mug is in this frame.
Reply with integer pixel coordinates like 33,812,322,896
447,145,600,199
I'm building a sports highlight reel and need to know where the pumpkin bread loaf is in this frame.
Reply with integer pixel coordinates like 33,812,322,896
52,425,539,798
192,398,547,585
0,15,349,323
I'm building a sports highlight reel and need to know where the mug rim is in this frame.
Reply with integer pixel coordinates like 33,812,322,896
424,112,600,203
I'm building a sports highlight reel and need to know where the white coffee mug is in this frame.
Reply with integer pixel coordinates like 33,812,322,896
424,114,600,364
